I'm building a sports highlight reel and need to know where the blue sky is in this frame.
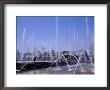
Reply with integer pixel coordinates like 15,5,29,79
16,16,94,52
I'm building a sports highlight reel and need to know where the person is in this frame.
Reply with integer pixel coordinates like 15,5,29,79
33,56,37,62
